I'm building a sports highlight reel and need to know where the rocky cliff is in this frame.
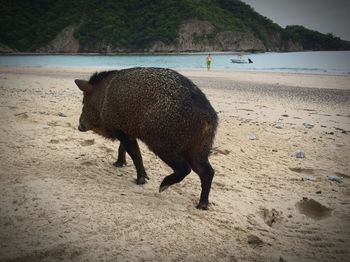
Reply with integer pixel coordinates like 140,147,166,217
34,19,304,54
148,19,268,52
37,26,79,53
0,43,15,53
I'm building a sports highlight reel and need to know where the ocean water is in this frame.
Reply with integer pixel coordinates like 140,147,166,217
1,51,350,75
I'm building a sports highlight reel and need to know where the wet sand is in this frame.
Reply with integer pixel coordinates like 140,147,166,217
0,67,349,262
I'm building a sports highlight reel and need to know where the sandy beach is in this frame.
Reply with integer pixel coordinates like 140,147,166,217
0,67,349,262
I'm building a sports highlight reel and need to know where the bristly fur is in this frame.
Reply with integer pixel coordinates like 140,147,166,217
89,70,119,85
86,67,217,157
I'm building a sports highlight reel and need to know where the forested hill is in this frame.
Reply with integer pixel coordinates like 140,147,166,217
1,0,349,53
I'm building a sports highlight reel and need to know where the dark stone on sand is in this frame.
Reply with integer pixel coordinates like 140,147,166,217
327,175,342,183
58,112,67,117
303,176,317,181
303,123,314,129
275,121,284,129
248,134,258,140
294,150,305,159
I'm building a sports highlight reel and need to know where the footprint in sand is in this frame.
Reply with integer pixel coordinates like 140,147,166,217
212,147,230,156
296,198,332,220
81,160,96,166
289,167,315,175
99,146,114,153
247,234,264,248
261,208,282,227
65,122,74,128
47,121,59,127
80,139,95,146
14,112,29,119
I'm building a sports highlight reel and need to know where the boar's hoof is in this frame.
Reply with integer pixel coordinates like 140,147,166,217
159,184,170,193
196,202,209,210
136,175,149,185
159,177,172,192
114,160,127,167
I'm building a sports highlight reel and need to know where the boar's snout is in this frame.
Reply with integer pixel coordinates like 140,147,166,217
78,124,88,132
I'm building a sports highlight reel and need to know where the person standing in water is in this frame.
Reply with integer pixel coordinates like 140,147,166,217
206,53,212,70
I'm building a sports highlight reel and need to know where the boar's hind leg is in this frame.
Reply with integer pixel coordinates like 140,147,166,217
159,156,191,192
188,157,214,210
116,131,149,185
114,143,127,167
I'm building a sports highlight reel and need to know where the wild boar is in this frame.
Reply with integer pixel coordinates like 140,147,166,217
75,67,218,209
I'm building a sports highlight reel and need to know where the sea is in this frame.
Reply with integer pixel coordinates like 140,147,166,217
1,51,350,75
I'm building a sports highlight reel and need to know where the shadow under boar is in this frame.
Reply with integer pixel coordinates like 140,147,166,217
75,67,218,209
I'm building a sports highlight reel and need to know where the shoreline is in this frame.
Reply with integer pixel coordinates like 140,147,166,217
1,50,349,78
1,66,350,90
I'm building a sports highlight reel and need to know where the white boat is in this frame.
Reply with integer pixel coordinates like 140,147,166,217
231,58,248,64
230,56,253,64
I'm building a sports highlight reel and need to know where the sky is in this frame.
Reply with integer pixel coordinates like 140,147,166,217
241,0,350,41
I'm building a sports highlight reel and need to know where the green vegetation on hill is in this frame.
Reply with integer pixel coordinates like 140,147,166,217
285,25,349,51
0,0,82,51
77,0,195,51
0,0,348,52
215,0,282,46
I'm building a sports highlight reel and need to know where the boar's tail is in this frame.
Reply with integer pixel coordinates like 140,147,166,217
190,113,218,158
205,114,219,155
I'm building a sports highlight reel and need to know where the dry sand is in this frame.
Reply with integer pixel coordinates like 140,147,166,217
0,67,349,262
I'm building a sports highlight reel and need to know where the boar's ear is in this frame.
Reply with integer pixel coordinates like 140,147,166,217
75,79,93,95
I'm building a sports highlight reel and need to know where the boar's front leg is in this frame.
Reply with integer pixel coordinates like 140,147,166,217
114,143,127,167
116,130,149,185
